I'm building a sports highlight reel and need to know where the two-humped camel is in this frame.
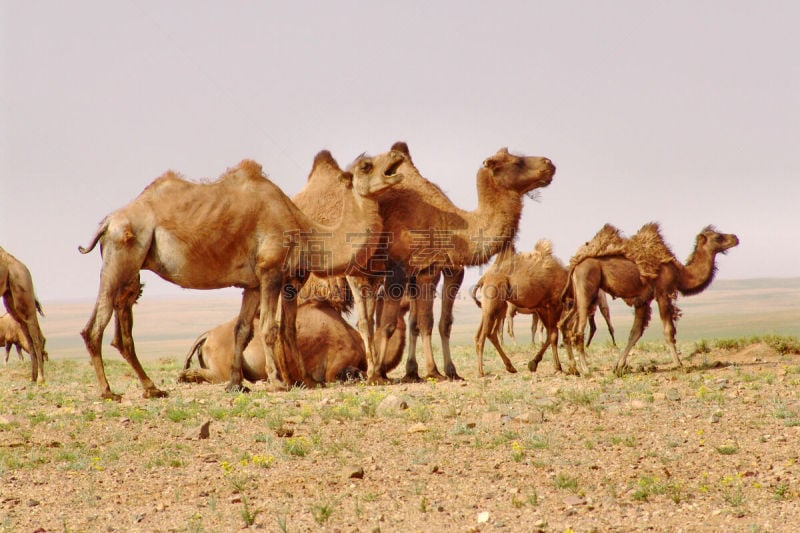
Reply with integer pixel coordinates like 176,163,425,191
79,152,403,399
471,240,577,376
562,223,739,376
373,143,555,383
0,247,47,383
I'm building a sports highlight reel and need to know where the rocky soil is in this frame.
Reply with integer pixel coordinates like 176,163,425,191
1,342,799,532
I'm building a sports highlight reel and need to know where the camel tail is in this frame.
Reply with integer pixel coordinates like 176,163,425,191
78,218,109,254
560,265,576,303
183,332,209,370
470,280,484,309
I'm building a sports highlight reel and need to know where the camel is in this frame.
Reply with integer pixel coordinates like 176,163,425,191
178,295,408,384
369,143,555,384
0,247,47,383
562,223,739,376
504,291,615,347
471,240,581,376
79,151,404,400
0,314,49,364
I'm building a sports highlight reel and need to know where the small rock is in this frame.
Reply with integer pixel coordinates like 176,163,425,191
709,410,723,423
230,495,242,504
477,511,490,523
344,466,364,479
563,495,585,506
653,392,666,401
377,394,408,415
630,400,647,409
184,420,211,440
27,499,40,507
666,388,681,401
407,423,428,433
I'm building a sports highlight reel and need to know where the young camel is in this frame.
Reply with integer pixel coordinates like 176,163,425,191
178,300,367,385
79,152,403,400
1,314,49,364
471,240,579,376
563,223,739,376
0,247,47,382
374,143,556,384
504,291,615,347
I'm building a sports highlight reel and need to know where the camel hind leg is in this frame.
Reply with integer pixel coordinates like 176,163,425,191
613,304,652,377
280,278,317,389
3,292,46,384
656,295,683,370
112,278,166,398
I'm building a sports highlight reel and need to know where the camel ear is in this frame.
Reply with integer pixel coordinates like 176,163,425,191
338,171,354,189
696,233,707,246
391,141,410,157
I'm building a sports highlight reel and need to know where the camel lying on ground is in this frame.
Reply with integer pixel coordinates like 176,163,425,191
0,314,48,364
0,247,47,382
178,297,407,384
471,240,580,376
79,152,404,399
562,223,739,376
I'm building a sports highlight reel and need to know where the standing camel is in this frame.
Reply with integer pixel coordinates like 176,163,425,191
79,152,403,400
470,240,578,376
1,313,48,364
374,143,555,383
0,247,47,383
563,223,739,376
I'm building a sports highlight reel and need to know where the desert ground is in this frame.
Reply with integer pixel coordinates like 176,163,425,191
1,278,799,532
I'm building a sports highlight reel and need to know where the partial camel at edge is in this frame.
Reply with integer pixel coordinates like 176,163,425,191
79,151,404,400
561,223,739,376
0,247,47,383
1,313,49,365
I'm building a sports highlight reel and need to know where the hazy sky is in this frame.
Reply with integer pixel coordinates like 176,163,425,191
2,1,798,303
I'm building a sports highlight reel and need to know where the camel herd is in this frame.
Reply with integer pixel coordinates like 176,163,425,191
1,142,739,399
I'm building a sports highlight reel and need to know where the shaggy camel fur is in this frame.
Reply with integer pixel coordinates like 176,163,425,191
178,297,407,384
562,223,739,376
504,291,614,347
0,314,48,364
471,240,578,376
373,143,555,384
79,152,403,399
0,247,47,382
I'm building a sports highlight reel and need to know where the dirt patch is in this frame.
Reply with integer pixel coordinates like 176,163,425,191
1,343,799,532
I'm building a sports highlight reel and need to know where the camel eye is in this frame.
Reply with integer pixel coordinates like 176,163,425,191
361,162,373,173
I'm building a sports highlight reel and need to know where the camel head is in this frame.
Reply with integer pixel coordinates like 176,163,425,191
482,148,555,199
346,150,405,197
696,226,740,255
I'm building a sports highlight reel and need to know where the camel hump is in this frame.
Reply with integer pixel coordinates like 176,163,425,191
533,239,553,256
311,150,341,172
223,159,264,182
569,223,626,267
626,222,676,278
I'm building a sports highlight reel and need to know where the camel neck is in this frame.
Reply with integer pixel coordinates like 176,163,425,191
678,246,718,296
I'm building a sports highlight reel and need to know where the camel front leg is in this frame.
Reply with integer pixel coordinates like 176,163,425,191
416,275,445,381
656,296,683,370
401,294,423,382
346,275,378,381
281,278,317,389
613,304,652,377
439,268,464,380
229,288,260,393
258,273,289,392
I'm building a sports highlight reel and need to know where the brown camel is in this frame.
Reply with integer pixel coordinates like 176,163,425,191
0,247,47,382
1,314,49,365
471,240,579,376
178,296,407,384
290,142,555,384
504,290,614,347
562,223,739,376
79,151,404,400
373,143,555,384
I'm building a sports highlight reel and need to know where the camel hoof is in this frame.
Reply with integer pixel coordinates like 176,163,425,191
565,366,580,377
226,382,252,394
101,391,122,402
143,388,168,399
425,371,447,382
401,373,423,384
367,376,391,386
613,364,627,378
527,360,539,373
447,372,465,381
263,381,287,393
505,365,518,374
